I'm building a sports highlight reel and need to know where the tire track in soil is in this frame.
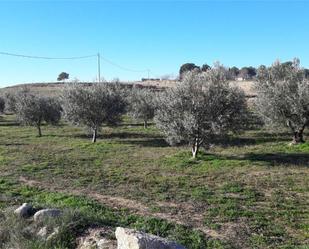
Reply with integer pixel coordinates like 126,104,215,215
19,176,223,239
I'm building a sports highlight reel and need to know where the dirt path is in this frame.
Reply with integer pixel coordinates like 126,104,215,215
19,176,222,239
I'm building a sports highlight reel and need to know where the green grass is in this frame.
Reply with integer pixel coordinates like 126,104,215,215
0,114,308,248
0,178,224,249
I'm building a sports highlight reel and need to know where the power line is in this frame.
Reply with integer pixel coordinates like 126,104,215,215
0,51,97,60
0,51,151,83
0,51,149,73
99,55,148,73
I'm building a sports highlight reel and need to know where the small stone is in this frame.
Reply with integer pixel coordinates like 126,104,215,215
14,203,33,218
33,209,61,222
47,227,59,241
97,238,117,249
37,226,48,238
77,227,117,249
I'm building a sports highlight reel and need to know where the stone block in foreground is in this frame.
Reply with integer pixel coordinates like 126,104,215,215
33,209,61,222
115,227,186,249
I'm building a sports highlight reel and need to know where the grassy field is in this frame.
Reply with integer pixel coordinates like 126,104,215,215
0,114,308,248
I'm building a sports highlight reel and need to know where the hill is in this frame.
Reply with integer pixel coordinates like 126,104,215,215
0,80,256,98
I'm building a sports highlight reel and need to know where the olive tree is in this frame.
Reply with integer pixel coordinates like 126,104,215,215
0,97,5,113
15,92,62,137
61,83,126,143
255,59,309,144
155,67,248,158
128,88,156,128
4,90,25,113
3,88,33,114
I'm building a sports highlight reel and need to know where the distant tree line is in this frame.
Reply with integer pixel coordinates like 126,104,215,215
179,61,309,81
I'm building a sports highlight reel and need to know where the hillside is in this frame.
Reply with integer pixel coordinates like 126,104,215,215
0,80,256,98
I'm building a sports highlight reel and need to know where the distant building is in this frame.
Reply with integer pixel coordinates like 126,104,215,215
236,77,245,81
141,78,160,82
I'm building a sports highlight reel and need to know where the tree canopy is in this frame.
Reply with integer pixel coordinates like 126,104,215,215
155,67,248,158
255,59,309,144
239,67,256,79
127,88,156,128
57,72,69,81
201,64,211,72
179,63,200,78
15,91,61,137
61,83,126,142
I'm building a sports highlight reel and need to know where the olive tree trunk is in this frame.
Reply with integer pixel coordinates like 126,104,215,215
92,128,97,143
191,138,200,159
37,124,42,137
287,121,306,145
191,144,199,158
144,120,148,129
292,130,305,144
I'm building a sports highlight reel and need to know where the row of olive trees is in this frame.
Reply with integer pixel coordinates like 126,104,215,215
1,85,156,141
157,59,309,156
0,85,128,140
1,59,308,158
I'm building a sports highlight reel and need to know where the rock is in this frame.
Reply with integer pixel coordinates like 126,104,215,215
47,227,59,241
33,209,61,222
97,238,117,249
14,203,33,218
37,226,48,238
77,227,117,249
37,226,59,241
79,238,116,249
115,227,186,249
78,239,97,249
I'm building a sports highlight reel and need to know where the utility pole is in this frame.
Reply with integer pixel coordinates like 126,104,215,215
147,69,150,80
97,53,101,83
